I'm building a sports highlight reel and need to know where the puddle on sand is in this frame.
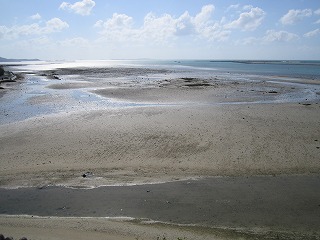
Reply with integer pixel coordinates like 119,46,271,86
1,71,320,125
0,75,159,125
0,76,56,124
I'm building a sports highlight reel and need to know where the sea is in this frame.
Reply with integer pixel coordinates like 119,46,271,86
135,59,320,80
9,59,320,80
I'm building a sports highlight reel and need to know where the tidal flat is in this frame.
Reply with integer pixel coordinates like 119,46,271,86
0,60,320,239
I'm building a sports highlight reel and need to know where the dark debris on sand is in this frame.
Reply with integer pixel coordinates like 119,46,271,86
41,67,172,79
0,235,28,240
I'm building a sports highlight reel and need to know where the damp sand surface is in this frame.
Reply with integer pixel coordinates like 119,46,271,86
1,175,320,240
1,103,319,189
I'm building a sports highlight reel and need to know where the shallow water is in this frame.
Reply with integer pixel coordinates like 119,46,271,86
0,74,155,124
1,60,319,124
0,175,319,234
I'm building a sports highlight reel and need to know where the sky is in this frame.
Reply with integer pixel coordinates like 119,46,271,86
1,0,320,60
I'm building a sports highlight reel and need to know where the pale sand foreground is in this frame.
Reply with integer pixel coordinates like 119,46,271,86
0,216,219,240
1,215,317,240
0,216,270,240
0,103,319,188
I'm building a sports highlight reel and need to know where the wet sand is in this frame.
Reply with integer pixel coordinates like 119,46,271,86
1,65,320,239
1,175,320,239
1,175,320,230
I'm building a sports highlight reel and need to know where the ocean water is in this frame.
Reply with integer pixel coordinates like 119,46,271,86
13,59,320,80
129,59,320,80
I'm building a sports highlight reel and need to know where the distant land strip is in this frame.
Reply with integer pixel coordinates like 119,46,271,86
209,60,320,66
0,57,40,62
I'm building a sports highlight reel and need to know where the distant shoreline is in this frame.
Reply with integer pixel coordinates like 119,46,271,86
209,59,320,66
0,56,40,62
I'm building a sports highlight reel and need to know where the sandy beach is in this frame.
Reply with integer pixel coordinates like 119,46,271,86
0,63,320,239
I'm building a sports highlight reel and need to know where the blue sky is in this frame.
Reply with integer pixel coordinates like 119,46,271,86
1,0,320,60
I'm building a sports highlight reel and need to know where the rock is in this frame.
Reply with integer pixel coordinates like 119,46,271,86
0,66,4,76
185,83,211,87
82,172,93,178
0,235,27,240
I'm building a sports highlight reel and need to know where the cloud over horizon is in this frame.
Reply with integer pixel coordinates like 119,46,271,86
30,13,42,20
60,0,95,16
263,30,299,42
1,0,320,60
280,9,313,25
225,7,265,31
304,28,320,38
0,18,69,39
94,4,270,44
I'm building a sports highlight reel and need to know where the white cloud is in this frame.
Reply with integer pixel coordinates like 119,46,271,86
175,11,194,35
12,37,54,52
304,28,320,38
104,13,133,29
60,0,95,16
224,7,265,31
194,5,215,27
194,6,230,41
95,13,137,42
93,20,103,28
280,9,312,25
243,5,253,11
226,4,240,12
314,9,320,24
30,13,41,20
95,5,229,43
22,36,52,46
201,24,230,41
0,18,69,39
263,30,299,42
238,37,259,45
142,13,177,41
226,4,253,13
59,37,89,46
45,18,69,33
